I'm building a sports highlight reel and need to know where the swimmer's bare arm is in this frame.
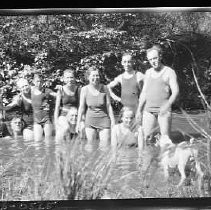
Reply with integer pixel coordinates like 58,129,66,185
135,71,149,119
107,76,121,102
76,86,86,133
111,125,118,150
54,89,62,124
105,86,115,127
160,69,179,115
3,95,21,111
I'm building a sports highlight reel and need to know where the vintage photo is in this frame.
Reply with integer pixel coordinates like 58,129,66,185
0,8,210,205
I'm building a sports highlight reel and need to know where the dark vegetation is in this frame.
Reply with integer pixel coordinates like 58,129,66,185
0,12,211,112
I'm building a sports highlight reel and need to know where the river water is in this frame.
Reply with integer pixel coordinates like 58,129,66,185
0,112,209,200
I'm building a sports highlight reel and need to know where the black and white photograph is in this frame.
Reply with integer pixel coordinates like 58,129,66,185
0,7,211,209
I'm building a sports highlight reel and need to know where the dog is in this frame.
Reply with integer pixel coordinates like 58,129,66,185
157,135,204,191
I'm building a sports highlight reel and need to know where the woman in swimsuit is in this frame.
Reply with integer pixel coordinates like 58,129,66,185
76,66,115,152
31,74,56,142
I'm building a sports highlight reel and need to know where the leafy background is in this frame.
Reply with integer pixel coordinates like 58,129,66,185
1,12,211,111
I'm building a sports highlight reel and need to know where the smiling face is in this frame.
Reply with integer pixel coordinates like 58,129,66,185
11,118,23,134
121,109,135,128
88,70,100,86
63,71,75,86
121,54,134,72
33,75,43,89
147,49,162,70
19,81,30,94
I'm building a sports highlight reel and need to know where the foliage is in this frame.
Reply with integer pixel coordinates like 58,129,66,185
0,12,211,110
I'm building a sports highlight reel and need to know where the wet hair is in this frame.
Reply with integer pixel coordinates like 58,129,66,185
63,69,75,77
119,106,135,119
85,66,100,81
146,45,163,56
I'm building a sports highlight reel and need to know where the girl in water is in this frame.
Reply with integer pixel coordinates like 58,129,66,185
55,106,78,143
76,66,115,152
111,106,144,151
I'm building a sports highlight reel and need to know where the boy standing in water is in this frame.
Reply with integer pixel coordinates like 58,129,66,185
107,53,145,114
136,45,179,151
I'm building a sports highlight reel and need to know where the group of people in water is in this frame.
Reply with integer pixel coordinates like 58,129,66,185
0,44,179,154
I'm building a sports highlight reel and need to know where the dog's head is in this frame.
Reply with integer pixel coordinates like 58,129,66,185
156,134,174,148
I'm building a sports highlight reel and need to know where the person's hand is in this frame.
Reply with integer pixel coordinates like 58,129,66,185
160,102,171,116
75,122,81,134
135,111,142,124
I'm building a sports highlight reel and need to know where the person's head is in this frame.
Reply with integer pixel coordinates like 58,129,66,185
63,69,76,86
10,117,24,135
146,45,163,70
86,66,100,86
121,53,134,72
66,106,78,125
120,106,135,128
33,74,44,89
17,78,30,94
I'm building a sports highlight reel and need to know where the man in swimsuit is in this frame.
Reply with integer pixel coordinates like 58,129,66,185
136,45,179,151
107,53,144,114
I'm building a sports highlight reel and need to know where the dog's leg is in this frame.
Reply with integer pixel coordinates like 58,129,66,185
177,163,186,187
195,161,204,196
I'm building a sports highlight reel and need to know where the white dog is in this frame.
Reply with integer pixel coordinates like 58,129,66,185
157,135,204,190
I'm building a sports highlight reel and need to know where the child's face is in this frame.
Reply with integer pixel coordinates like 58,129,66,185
121,55,134,72
63,72,75,86
121,110,134,127
66,109,78,125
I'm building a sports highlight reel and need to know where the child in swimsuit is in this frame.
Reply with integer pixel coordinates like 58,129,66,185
111,106,144,151
55,106,78,143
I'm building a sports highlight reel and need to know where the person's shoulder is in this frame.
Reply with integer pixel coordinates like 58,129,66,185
145,68,153,76
164,66,176,76
136,71,145,80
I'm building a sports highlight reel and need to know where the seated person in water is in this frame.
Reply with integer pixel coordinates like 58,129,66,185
0,111,11,138
4,78,34,141
55,106,78,143
111,106,144,151
10,117,25,139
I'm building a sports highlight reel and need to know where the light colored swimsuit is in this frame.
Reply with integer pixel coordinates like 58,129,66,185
112,124,138,148
145,68,171,114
